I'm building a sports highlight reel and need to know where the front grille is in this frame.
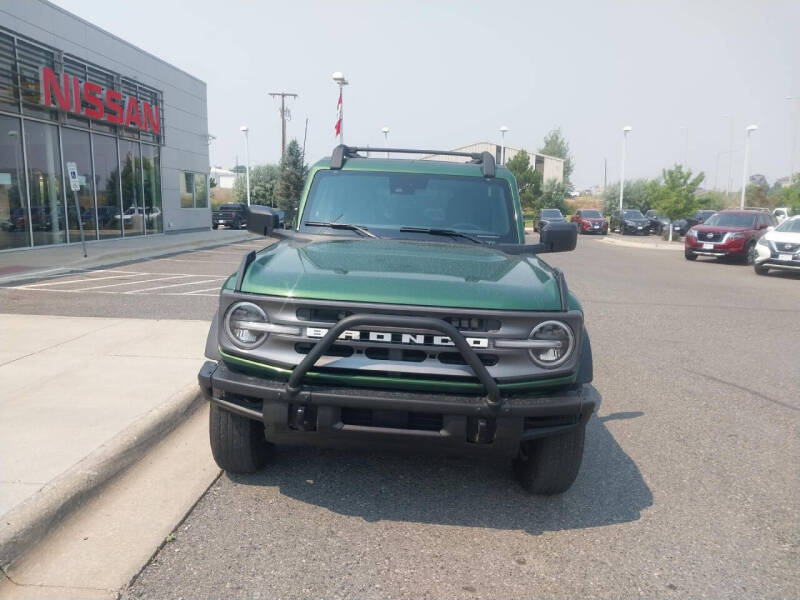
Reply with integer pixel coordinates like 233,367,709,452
437,352,499,367
699,232,725,242
365,347,427,362
341,407,443,431
294,343,354,357
773,241,800,253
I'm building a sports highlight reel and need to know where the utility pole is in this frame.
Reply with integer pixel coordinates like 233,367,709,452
269,92,298,160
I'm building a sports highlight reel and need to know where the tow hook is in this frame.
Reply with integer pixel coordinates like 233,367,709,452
467,416,496,444
288,404,317,431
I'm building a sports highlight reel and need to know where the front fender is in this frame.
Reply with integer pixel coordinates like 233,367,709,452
205,310,220,360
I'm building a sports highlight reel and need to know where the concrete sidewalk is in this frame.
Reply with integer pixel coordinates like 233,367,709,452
0,229,256,285
599,233,683,251
0,314,212,562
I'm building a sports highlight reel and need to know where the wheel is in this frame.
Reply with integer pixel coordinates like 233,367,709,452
684,249,697,261
209,404,271,473
513,425,586,495
620,226,626,235
743,242,756,265
233,218,242,230
754,263,769,275
212,223,218,230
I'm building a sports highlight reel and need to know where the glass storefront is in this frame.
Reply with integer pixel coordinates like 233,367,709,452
0,27,164,251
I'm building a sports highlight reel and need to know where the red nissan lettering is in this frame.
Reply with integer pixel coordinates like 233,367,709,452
83,82,104,119
105,89,124,124
40,66,71,111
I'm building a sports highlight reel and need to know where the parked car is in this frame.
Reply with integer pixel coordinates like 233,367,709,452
533,208,567,232
212,202,247,230
684,209,776,264
754,215,800,275
674,209,717,236
570,208,608,234
611,209,650,235
644,210,670,235
773,207,792,224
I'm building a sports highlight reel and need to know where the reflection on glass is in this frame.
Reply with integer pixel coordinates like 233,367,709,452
0,115,30,249
92,133,121,239
0,33,20,114
194,173,207,208
142,144,162,233
61,128,97,242
180,172,194,208
24,120,65,246
119,140,143,236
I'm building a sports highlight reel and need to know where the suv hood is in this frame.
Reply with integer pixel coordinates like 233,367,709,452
693,225,752,233
233,239,566,311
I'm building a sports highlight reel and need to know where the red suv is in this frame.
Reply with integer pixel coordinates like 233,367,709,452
570,209,608,235
684,209,776,264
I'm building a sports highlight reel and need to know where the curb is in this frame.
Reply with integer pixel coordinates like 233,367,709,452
0,384,203,571
599,236,683,251
0,233,259,286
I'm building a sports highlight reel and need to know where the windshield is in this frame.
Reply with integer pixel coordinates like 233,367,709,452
300,170,518,243
581,210,602,218
776,218,800,233
704,213,756,228
624,210,645,219
541,209,563,218
220,203,241,210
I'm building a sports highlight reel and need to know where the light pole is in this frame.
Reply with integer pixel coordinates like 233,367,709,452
499,125,509,165
240,125,251,206
786,96,799,184
381,126,390,158
740,124,758,209
619,126,632,213
332,72,348,144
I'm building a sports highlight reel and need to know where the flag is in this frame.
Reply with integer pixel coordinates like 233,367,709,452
334,89,342,137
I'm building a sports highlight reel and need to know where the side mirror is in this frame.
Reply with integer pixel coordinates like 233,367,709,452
247,205,280,236
539,221,578,253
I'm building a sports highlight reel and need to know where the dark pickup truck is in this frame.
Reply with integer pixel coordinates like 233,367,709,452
212,203,247,230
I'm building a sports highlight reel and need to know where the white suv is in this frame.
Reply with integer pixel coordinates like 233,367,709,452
754,215,800,275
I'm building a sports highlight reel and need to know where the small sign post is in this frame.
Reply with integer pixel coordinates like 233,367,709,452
66,162,87,258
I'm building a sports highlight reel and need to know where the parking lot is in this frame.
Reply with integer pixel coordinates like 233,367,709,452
0,239,270,320
99,234,800,599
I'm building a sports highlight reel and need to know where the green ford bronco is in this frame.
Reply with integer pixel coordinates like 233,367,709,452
199,145,595,495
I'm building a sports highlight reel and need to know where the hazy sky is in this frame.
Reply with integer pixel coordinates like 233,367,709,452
53,0,800,189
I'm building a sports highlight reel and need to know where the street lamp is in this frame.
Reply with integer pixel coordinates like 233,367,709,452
786,96,799,184
499,125,509,165
619,126,632,213
740,124,758,209
240,125,251,207
724,115,735,198
381,127,390,158
332,71,348,144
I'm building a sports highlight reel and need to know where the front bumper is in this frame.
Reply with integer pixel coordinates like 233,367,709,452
621,223,648,234
685,236,746,257
199,360,595,453
755,243,800,269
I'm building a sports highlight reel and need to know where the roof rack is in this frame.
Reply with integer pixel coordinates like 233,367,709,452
329,144,496,178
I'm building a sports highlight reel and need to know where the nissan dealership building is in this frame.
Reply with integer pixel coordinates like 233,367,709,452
0,0,210,252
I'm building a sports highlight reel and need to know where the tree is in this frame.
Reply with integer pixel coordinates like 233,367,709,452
274,139,308,224
539,128,574,185
233,164,279,206
745,182,769,208
655,165,705,221
602,179,656,214
505,150,542,212
539,179,568,214
770,175,800,213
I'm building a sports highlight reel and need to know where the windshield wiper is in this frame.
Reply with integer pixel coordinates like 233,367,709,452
304,221,378,238
398,226,487,245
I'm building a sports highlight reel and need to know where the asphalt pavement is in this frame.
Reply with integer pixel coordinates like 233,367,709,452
113,234,799,599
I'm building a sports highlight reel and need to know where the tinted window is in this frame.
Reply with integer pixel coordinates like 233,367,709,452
624,210,645,219
775,218,800,233
301,170,517,242
220,203,242,210
704,213,757,227
541,209,563,218
581,210,602,217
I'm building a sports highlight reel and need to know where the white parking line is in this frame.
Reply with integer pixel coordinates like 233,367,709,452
16,270,140,288
125,278,225,294
72,274,195,292
184,286,223,295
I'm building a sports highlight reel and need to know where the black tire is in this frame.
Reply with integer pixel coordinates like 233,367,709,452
754,263,769,275
209,404,271,473
743,241,756,265
212,223,218,230
619,226,626,235
513,425,586,495
233,218,242,230
685,249,697,261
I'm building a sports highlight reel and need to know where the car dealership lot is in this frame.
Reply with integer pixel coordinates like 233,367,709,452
115,235,798,600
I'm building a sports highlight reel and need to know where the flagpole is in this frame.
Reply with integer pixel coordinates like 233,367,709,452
332,72,348,144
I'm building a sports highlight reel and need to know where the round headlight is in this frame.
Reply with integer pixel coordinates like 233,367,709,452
528,320,575,368
225,302,269,349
